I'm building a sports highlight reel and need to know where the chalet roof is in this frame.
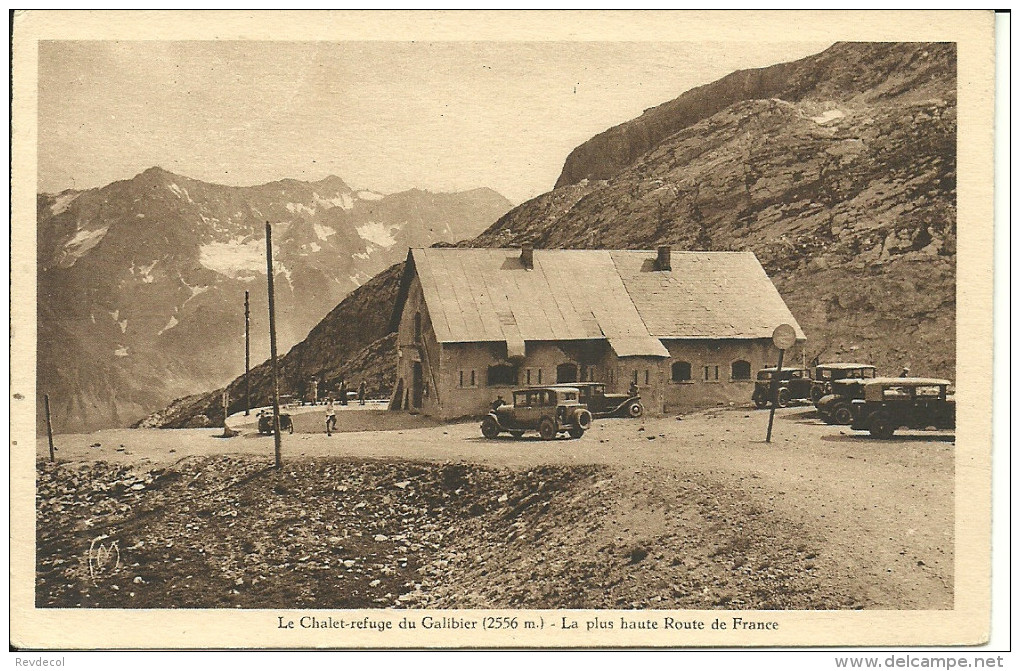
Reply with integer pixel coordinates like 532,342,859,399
609,251,806,340
392,248,804,355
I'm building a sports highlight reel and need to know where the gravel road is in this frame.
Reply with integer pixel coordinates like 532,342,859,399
37,406,953,609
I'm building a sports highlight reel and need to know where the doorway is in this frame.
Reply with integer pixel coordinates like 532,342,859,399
411,362,424,409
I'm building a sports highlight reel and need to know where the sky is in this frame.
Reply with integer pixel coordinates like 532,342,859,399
38,40,832,204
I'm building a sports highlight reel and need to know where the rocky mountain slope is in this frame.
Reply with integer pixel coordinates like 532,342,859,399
148,41,956,429
38,169,510,432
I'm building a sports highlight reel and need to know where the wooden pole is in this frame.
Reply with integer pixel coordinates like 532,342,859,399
765,348,785,444
265,222,283,469
44,393,55,462
222,389,230,434
244,290,250,416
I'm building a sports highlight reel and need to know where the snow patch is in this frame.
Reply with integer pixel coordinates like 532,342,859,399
59,226,109,266
308,242,321,253
810,109,845,125
286,202,317,216
198,238,268,279
158,315,179,336
118,319,128,334
313,223,336,241
356,190,385,201
138,259,158,283
136,213,145,219
167,183,194,203
356,222,398,248
314,192,354,210
114,345,129,357
49,191,80,215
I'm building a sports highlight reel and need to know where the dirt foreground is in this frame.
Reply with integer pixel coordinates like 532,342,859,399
36,406,953,610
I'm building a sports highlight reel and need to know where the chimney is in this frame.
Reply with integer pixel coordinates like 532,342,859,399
656,245,671,271
521,243,534,270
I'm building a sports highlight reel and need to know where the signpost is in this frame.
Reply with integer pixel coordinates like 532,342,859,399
765,323,797,444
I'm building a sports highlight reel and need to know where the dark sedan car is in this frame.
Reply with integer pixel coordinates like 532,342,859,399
850,378,955,438
548,382,643,418
752,367,813,408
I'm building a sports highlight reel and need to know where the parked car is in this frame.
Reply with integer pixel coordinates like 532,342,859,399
849,378,955,438
481,387,593,440
548,382,643,418
258,412,294,435
816,378,869,425
752,367,813,408
810,363,877,404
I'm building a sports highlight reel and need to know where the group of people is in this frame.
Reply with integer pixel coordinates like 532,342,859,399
323,379,369,436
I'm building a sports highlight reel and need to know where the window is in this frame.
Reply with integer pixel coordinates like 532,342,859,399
458,370,477,388
633,370,639,384
557,363,578,383
704,365,720,382
731,360,751,380
525,368,532,385
644,369,650,385
537,369,543,384
487,364,517,387
671,361,692,382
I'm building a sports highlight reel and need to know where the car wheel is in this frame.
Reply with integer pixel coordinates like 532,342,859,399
868,412,896,439
509,430,525,439
538,417,558,441
832,405,854,426
753,396,768,410
810,387,824,404
627,402,644,418
575,409,593,430
481,416,501,439
776,388,791,408
568,426,585,439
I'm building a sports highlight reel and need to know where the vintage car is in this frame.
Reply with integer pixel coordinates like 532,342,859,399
752,367,813,408
815,378,869,425
481,386,593,440
548,382,643,418
849,378,955,438
810,363,877,404
257,412,294,435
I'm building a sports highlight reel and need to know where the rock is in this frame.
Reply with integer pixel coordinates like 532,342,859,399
374,534,389,542
369,579,382,587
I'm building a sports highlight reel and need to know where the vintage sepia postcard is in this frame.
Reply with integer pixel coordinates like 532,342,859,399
10,10,998,650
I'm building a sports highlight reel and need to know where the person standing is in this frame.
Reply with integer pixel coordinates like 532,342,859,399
339,379,348,406
325,398,336,436
358,379,367,405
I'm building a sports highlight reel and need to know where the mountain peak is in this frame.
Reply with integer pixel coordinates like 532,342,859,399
314,174,351,190
137,165,183,182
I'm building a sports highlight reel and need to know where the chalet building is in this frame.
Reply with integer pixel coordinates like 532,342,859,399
388,246,805,419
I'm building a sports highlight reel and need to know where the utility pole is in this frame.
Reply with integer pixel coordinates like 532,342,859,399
244,290,250,416
43,393,55,462
265,222,283,469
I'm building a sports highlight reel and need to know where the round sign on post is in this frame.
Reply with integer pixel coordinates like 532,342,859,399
772,323,797,351
766,323,797,444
